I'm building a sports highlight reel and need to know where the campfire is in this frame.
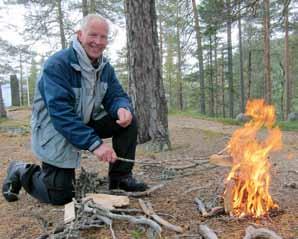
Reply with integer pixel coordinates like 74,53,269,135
224,99,282,218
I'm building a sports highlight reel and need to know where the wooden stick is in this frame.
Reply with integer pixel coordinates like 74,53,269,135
198,224,218,239
111,183,165,197
194,198,208,217
243,226,282,239
138,199,183,233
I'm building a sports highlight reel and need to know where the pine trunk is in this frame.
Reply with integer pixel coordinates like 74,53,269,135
227,0,234,118
125,0,171,151
263,0,272,103
191,0,206,114
57,0,66,49
284,0,291,119
176,2,183,111
0,83,7,118
238,1,245,113
82,0,88,16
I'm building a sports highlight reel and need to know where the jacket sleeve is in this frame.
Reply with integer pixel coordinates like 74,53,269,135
102,65,132,118
39,60,102,152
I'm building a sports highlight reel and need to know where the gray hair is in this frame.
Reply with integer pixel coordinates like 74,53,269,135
80,14,110,32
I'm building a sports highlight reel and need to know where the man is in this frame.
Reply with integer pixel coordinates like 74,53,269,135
2,14,147,205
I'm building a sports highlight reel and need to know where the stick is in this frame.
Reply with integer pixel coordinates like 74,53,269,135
194,198,208,217
111,183,165,197
243,226,282,239
84,200,162,235
139,199,183,233
198,224,218,239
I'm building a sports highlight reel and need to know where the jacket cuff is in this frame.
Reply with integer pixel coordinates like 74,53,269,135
88,140,102,152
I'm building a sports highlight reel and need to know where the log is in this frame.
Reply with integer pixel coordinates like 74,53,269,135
243,226,282,239
198,224,218,239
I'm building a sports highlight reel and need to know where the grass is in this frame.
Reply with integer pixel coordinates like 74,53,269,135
169,110,298,131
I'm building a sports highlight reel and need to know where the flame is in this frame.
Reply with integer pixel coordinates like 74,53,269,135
224,99,282,218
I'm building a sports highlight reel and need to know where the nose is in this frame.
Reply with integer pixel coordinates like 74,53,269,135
94,35,107,45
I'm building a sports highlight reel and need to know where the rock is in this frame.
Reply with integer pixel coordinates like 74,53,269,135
288,112,298,121
235,113,251,123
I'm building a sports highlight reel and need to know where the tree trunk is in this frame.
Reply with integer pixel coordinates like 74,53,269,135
82,0,88,17
238,0,245,113
263,0,272,103
19,53,23,106
221,48,225,118
57,0,66,49
191,0,206,114
90,0,96,13
125,0,171,151
10,75,20,107
214,35,218,117
226,0,234,118
247,50,252,100
208,35,214,117
176,1,183,111
284,0,291,119
0,83,7,118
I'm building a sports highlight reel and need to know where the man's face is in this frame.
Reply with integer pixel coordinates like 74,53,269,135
77,19,108,62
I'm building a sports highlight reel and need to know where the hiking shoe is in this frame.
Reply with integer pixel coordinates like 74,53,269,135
109,174,148,192
2,161,27,202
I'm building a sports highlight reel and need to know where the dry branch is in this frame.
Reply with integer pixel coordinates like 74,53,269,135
198,224,218,239
243,226,282,239
111,183,165,197
139,199,183,233
194,198,208,217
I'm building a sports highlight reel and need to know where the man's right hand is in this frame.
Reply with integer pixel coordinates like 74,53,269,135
93,143,117,163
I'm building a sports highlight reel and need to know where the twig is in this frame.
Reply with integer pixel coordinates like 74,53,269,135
194,198,208,217
198,224,218,239
139,199,183,233
243,226,282,239
111,183,165,197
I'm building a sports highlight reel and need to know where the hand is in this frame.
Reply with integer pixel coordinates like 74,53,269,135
93,143,117,163
116,108,132,128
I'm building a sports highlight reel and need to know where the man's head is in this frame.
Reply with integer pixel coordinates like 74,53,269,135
77,14,109,63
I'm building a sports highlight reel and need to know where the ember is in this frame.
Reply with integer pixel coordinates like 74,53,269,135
224,99,282,218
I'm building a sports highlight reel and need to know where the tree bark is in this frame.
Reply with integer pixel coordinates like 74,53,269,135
176,0,183,111
247,50,252,100
226,0,234,118
125,0,171,151
10,75,20,107
0,83,7,118
263,0,272,103
191,0,206,115
221,48,225,118
238,0,245,113
208,35,214,117
57,0,66,49
90,0,96,13
82,0,89,17
283,0,291,119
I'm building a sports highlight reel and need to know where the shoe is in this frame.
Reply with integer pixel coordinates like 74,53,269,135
109,174,148,192
2,161,27,202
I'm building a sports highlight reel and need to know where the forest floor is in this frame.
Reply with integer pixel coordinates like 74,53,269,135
0,108,297,239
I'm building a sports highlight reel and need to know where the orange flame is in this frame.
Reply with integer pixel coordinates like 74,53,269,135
224,99,282,218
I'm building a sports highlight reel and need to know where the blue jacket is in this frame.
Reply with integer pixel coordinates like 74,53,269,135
31,45,132,168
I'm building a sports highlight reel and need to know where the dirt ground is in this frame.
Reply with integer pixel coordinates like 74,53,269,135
0,109,297,239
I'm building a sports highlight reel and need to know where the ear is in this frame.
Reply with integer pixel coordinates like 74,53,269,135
77,30,83,41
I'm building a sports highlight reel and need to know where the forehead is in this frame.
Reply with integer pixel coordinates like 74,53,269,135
84,19,109,34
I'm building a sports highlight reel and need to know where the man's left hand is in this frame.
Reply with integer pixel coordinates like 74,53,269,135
116,108,132,128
